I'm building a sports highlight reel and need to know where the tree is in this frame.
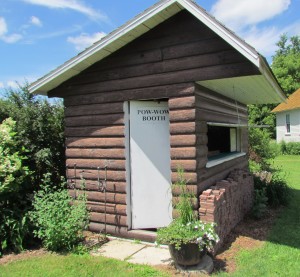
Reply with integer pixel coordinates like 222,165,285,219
0,84,65,189
248,34,300,160
271,34,300,96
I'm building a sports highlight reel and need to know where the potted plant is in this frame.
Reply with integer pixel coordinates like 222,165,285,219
156,168,219,266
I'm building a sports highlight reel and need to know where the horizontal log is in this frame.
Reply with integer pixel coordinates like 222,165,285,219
169,96,195,110
199,156,248,182
196,121,208,134
91,49,242,85
65,113,124,127
197,157,208,169
197,134,208,145
196,96,247,118
65,126,125,137
66,148,125,159
171,135,196,147
66,159,125,170
196,108,247,124
195,85,247,112
198,159,248,192
171,160,196,172
86,48,163,74
171,171,197,184
87,202,127,215
52,62,258,97
170,145,207,159
170,122,195,135
169,109,195,122
88,222,128,236
172,184,198,196
66,169,126,181
63,83,195,106
65,102,124,117
171,147,196,159
90,212,127,226
162,37,231,60
69,190,126,204
70,180,126,193
172,197,199,209
66,137,125,148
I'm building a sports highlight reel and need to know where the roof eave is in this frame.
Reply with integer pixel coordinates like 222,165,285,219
258,56,286,103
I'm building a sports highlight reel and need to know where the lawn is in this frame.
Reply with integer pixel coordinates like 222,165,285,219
215,155,300,276
1,155,299,277
0,253,167,277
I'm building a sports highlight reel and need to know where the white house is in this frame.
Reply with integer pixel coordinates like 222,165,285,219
273,88,300,142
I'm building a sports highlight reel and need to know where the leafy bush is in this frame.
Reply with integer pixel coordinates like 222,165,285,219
249,128,275,169
0,118,30,197
280,141,300,155
0,118,31,256
0,84,65,190
30,178,89,252
252,188,268,219
253,172,290,208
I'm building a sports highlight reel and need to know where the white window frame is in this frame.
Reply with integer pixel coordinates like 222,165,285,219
206,122,246,168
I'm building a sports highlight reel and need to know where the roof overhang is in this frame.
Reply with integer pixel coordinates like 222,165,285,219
28,0,286,104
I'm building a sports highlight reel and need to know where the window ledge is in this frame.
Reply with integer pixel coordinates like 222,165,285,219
206,152,246,168
285,133,291,136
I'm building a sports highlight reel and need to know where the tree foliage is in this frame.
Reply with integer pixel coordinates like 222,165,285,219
272,34,300,96
248,34,300,159
0,83,65,255
0,84,65,189
0,118,31,255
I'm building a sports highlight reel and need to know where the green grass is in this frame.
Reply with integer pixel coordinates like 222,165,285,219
216,155,300,276
0,254,167,277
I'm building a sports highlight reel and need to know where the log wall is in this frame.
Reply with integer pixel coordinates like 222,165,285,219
47,11,257,238
195,85,249,192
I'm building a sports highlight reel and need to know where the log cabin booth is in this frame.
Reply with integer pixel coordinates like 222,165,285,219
29,0,285,243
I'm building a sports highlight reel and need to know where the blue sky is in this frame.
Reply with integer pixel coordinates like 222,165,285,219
1,0,300,93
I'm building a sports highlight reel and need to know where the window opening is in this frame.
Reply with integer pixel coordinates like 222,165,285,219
207,126,239,158
286,114,290,133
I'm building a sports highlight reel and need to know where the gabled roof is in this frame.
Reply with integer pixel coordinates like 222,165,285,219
272,88,300,113
28,0,285,104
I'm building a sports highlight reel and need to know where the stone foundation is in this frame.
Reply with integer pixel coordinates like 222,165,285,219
199,169,254,251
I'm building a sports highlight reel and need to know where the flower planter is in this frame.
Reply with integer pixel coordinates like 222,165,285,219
168,243,206,266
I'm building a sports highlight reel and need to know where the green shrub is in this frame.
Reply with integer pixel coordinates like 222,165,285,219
249,128,275,170
267,173,290,207
30,179,89,252
0,118,31,256
0,84,65,191
252,188,268,219
253,172,290,208
280,141,300,155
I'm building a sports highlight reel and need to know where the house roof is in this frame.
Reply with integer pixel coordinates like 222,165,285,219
28,0,286,104
272,88,300,113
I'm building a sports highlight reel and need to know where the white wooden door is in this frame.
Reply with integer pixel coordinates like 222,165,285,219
129,100,172,229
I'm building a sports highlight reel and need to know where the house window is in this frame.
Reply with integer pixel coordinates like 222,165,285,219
207,126,239,157
286,114,290,133
206,123,245,168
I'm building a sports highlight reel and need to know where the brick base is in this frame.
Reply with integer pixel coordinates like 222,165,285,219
199,169,254,252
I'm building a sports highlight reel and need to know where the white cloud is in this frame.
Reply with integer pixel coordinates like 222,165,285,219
22,0,107,21
30,16,42,27
0,82,4,89
67,32,106,51
6,81,19,89
0,17,22,43
0,17,8,36
211,0,291,30
242,21,300,58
